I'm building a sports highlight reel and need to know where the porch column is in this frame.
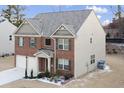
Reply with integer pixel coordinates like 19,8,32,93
47,57,51,72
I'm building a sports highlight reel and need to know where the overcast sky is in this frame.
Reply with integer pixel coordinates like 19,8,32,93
0,5,124,26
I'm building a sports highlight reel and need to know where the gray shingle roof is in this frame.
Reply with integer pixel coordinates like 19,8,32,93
34,48,53,57
27,10,92,36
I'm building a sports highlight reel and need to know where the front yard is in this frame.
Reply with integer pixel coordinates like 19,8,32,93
0,56,15,71
0,54,124,88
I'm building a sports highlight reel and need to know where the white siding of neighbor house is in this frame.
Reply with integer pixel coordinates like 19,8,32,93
16,55,38,77
0,20,17,56
74,11,106,78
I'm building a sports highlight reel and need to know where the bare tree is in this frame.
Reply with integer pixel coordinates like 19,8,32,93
2,5,26,27
110,5,124,38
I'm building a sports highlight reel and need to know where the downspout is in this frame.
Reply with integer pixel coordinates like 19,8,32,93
51,37,56,73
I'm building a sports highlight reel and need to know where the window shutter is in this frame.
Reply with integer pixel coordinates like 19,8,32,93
18,37,19,46
69,60,71,71
56,58,58,70
23,37,24,46
56,39,58,50
69,39,71,50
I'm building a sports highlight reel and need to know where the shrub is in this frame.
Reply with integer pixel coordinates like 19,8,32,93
45,69,51,78
37,73,45,78
30,69,33,79
2,55,5,58
56,70,61,77
24,69,28,79
112,49,118,54
12,53,15,56
64,73,73,80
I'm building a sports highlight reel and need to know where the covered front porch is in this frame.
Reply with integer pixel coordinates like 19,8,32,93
34,49,54,73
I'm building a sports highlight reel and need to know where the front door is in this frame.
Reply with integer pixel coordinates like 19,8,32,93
39,58,47,72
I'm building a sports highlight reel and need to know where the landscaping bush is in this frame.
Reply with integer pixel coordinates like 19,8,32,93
1,55,5,58
56,70,61,77
12,53,15,56
37,73,45,78
24,69,28,79
45,69,51,78
64,73,73,80
30,69,33,79
112,49,118,54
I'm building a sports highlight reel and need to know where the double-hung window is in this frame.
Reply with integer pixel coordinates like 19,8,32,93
18,37,24,47
45,38,51,46
90,54,95,64
30,37,36,48
58,39,69,50
58,59,69,70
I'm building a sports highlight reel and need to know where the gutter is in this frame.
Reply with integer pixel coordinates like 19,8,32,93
51,37,57,73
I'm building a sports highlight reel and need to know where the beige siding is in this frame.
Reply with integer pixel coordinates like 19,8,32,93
16,23,39,35
53,26,73,36
74,11,106,78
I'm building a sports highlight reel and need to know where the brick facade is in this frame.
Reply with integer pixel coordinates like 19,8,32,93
55,38,74,75
15,36,74,75
15,36,54,56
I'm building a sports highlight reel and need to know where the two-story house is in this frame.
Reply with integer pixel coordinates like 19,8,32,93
14,10,106,78
0,18,17,56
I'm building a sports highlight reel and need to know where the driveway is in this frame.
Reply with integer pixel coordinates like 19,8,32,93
0,55,124,88
0,68,24,86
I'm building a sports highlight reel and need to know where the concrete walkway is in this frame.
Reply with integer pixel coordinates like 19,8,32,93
0,68,24,86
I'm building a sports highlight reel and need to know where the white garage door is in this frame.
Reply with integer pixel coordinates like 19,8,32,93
27,57,38,76
16,55,26,69
16,55,38,76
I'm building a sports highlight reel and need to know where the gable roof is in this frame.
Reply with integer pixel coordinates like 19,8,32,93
34,48,53,57
50,24,75,37
15,10,92,36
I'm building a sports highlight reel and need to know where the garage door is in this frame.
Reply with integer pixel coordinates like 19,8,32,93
16,55,26,69
27,57,38,76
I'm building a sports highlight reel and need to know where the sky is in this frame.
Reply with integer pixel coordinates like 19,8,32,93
0,5,124,26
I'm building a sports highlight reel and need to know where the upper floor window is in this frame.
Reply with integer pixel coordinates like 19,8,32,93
18,37,24,47
58,39,69,50
90,37,92,44
9,35,12,41
58,59,69,70
30,37,36,48
90,54,95,64
45,38,51,46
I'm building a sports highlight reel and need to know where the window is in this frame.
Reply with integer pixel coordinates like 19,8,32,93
30,37,36,48
58,39,69,50
90,54,95,64
58,59,69,70
90,37,92,44
45,39,51,45
18,37,24,47
9,35,12,41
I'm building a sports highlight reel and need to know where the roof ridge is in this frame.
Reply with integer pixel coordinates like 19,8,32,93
35,9,92,16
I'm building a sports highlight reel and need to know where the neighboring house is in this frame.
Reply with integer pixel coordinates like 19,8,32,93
0,19,17,56
14,10,106,78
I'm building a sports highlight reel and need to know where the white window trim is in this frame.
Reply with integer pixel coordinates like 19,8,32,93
90,54,95,64
58,39,69,50
30,37,36,48
44,38,51,46
58,59,69,70
19,37,24,47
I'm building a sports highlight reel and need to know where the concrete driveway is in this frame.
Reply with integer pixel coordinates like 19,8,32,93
0,68,24,86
